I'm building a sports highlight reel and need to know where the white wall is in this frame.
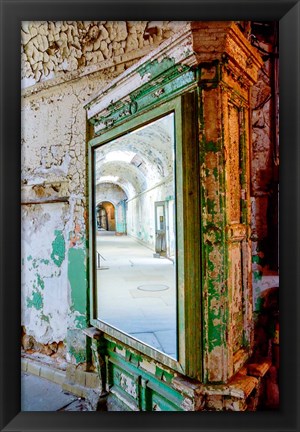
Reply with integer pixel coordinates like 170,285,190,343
126,177,174,250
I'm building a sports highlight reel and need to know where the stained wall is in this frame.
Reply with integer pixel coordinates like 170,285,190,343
21,21,185,364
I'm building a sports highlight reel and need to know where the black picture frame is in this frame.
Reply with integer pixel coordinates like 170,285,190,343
1,1,299,431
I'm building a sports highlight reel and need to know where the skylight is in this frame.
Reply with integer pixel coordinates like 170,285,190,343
99,175,120,183
104,151,136,163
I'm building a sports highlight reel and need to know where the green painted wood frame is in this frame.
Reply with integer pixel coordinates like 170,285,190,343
88,93,202,380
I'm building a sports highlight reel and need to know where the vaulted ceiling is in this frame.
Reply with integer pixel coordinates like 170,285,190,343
95,113,175,201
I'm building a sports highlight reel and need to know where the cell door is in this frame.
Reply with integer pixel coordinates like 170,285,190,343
155,201,166,256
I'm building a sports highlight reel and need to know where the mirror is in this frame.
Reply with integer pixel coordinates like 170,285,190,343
94,113,177,360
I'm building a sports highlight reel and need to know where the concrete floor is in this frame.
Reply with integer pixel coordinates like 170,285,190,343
96,231,177,359
21,372,90,411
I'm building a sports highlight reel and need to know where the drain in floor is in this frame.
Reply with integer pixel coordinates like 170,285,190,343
137,284,169,292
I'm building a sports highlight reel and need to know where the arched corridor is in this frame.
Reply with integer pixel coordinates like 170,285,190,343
94,113,175,256
94,113,177,358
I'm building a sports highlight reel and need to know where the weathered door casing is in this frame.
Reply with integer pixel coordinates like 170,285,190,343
84,22,263,411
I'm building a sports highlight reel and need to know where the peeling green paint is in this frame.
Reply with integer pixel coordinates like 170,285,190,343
253,270,262,281
252,255,260,264
207,198,217,217
75,314,87,329
138,57,175,79
155,366,173,384
36,273,45,290
41,313,50,323
68,248,87,315
51,230,65,267
86,37,258,388
69,346,86,363
255,297,264,312
207,245,215,272
66,329,87,364
26,291,43,310
208,323,223,351
205,141,219,152
213,167,218,179
93,66,194,136
23,256,50,276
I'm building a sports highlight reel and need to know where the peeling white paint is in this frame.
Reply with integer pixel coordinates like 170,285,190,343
21,22,184,351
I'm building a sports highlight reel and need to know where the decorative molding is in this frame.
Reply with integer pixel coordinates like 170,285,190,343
86,22,263,137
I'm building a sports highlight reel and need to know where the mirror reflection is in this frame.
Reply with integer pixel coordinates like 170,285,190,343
94,113,177,359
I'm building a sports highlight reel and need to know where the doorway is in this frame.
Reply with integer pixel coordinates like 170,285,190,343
98,202,116,231
155,201,166,257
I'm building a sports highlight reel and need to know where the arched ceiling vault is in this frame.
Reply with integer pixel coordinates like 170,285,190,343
96,160,146,199
95,113,175,201
96,182,127,207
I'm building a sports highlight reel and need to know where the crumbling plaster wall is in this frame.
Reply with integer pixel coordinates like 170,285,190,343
21,21,183,88
21,75,102,363
21,20,185,363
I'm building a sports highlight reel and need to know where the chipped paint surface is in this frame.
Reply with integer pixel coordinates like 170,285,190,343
19,20,152,360
68,247,87,316
20,21,277,410
21,70,96,349
86,22,263,391
115,370,138,398
138,57,175,79
51,230,65,267
92,331,262,411
21,22,187,360
21,21,185,89
22,203,69,343
26,290,43,310
197,23,263,382
66,328,87,364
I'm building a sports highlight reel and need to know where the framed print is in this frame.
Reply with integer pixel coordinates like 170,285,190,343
0,1,299,431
